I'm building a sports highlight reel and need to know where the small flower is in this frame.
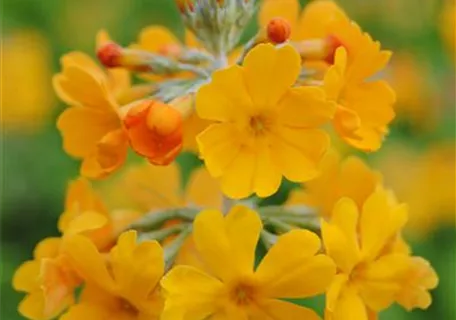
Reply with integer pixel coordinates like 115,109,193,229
12,238,71,320
323,23,396,151
54,51,129,178
161,206,336,320
196,44,335,199
322,190,410,319
60,231,164,319
12,178,141,320
123,100,184,166
287,150,382,219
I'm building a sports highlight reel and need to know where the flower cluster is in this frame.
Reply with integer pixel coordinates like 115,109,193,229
14,0,438,319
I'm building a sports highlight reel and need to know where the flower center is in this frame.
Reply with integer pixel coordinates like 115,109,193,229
249,114,272,136
118,298,139,316
230,282,257,306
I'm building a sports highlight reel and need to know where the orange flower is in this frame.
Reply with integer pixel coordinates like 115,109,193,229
13,178,141,320
54,51,129,178
123,100,184,165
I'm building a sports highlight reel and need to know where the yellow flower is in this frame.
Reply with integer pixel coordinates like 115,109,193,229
54,51,129,178
288,150,382,219
2,30,54,132
13,178,140,320
322,190,410,319
102,162,222,212
13,237,73,320
161,206,336,319
323,25,395,151
60,230,164,319
196,44,335,199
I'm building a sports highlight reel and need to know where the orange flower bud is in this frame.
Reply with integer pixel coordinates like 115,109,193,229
124,100,183,165
97,42,123,68
267,18,291,44
176,0,194,12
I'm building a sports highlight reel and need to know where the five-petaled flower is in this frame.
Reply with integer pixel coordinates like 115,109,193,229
161,206,336,319
196,44,335,199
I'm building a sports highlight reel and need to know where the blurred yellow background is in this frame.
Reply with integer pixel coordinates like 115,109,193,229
1,0,454,319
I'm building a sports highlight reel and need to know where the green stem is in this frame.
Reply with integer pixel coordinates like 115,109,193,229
260,230,278,250
137,224,188,242
164,226,193,270
128,208,199,232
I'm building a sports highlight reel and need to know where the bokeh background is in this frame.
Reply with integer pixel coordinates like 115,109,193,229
1,0,454,319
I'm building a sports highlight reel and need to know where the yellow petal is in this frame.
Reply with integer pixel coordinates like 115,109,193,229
257,230,334,298
270,128,329,182
360,190,408,260
243,44,300,108
34,238,62,260
326,274,349,311
185,167,223,209
339,156,381,206
19,291,71,320
225,206,262,274
196,65,252,122
324,47,347,101
13,260,40,292
219,148,256,199
60,303,107,320
297,0,347,39
110,231,164,303
136,26,180,52
254,299,321,320
57,107,119,158
278,86,336,127
323,198,361,273
192,209,236,281
64,212,108,235
61,235,115,292
53,63,115,111
197,123,242,178
161,266,223,319
252,142,282,198
332,288,368,320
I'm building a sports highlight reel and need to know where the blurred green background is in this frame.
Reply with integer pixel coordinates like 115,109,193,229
1,0,454,319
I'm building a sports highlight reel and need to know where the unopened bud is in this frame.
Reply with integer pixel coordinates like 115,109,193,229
176,0,194,12
97,42,123,68
267,18,291,44
124,100,183,166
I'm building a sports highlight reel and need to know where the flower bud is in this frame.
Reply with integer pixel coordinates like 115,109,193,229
97,42,123,68
267,18,291,44
124,100,183,166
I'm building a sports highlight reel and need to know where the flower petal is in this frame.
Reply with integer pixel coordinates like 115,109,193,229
258,0,300,30
110,231,164,303
225,206,262,275
219,148,256,199
331,288,368,320
196,65,252,122
161,266,223,320
185,167,223,209
64,212,108,235
61,235,115,292
60,303,107,320
243,44,301,108
192,209,235,281
278,86,336,127
257,230,334,298
57,107,119,158
270,128,329,182
197,123,242,178
254,299,321,320
13,260,40,292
